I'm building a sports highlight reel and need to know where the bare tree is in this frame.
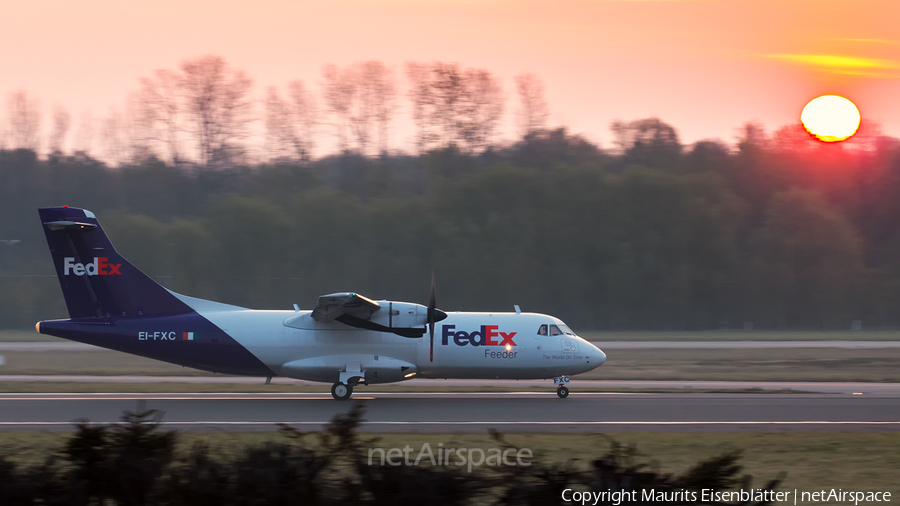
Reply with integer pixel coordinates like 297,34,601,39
611,118,680,153
265,87,292,161
322,62,397,156
347,69,375,155
265,81,316,162
515,73,549,137
405,62,504,153
355,61,396,155
179,55,254,167
611,118,682,168
6,90,41,152
429,63,467,148
100,108,127,164
460,68,504,150
737,122,769,152
322,64,356,153
287,81,317,160
405,62,436,154
73,110,94,156
138,69,183,165
99,98,152,166
48,106,71,155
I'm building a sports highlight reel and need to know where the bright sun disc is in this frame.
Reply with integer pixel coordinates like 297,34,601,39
800,95,861,143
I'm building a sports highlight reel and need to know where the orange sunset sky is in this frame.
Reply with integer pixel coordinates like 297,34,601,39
2,0,899,153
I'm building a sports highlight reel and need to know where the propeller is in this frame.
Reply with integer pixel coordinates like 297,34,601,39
427,271,448,361
429,272,436,362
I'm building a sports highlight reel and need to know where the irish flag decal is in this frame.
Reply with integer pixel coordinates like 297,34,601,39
183,332,198,341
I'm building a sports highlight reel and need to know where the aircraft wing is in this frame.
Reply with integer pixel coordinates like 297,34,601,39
311,292,381,323
306,292,432,338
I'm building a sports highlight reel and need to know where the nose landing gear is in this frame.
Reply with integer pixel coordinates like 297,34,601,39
554,375,570,398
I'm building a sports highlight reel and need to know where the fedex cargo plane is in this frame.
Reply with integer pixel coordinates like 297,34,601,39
35,206,605,399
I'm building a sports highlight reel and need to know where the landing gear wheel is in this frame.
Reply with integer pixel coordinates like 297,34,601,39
557,385,569,398
331,382,353,400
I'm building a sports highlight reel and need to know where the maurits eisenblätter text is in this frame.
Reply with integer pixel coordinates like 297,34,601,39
563,488,892,505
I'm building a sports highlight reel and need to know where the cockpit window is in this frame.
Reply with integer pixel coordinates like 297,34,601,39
549,324,562,336
537,324,548,336
558,324,576,336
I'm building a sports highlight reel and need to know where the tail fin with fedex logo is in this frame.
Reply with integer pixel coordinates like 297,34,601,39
39,207,192,319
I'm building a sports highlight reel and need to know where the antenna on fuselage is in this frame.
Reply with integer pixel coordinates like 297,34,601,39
514,305,521,315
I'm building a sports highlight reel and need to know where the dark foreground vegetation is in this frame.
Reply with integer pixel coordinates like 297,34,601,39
0,404,782,506
3,121,900,330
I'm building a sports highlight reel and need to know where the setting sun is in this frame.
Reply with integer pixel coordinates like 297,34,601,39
800,95,861,143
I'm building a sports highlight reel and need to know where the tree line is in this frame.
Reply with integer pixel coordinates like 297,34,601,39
0,56,550,166
2,117,900,330
0,405,781,505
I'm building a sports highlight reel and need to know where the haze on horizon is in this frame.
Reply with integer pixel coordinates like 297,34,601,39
1,0,899,157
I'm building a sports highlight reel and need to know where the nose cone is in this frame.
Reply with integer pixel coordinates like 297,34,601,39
579,337,606,371
591,341,606,366
595,346,607,365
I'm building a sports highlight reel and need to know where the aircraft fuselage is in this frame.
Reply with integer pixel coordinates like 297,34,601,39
36,205,606,399
39,308,605,384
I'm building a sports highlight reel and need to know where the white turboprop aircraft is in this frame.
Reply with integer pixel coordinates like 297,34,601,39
36,206,606,399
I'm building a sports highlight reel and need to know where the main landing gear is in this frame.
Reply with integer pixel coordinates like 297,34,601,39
554,375,570,398
333,366,365,400
332,374,365,401
331,382,353,400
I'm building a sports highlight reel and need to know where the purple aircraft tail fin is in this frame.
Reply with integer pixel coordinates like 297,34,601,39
38,207,192,319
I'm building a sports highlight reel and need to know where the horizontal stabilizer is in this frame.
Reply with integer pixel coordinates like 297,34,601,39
43,220,97,231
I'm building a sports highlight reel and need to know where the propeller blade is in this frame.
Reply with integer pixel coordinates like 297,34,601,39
429,271,436,362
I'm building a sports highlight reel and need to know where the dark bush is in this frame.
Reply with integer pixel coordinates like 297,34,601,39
0,405,782,505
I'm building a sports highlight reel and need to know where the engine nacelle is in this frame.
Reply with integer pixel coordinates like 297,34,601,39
369,301,429,330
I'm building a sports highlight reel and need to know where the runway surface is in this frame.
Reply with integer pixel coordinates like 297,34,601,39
1,376,899,395
3,340,900,352
595,341,900,349
1,391,897,432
